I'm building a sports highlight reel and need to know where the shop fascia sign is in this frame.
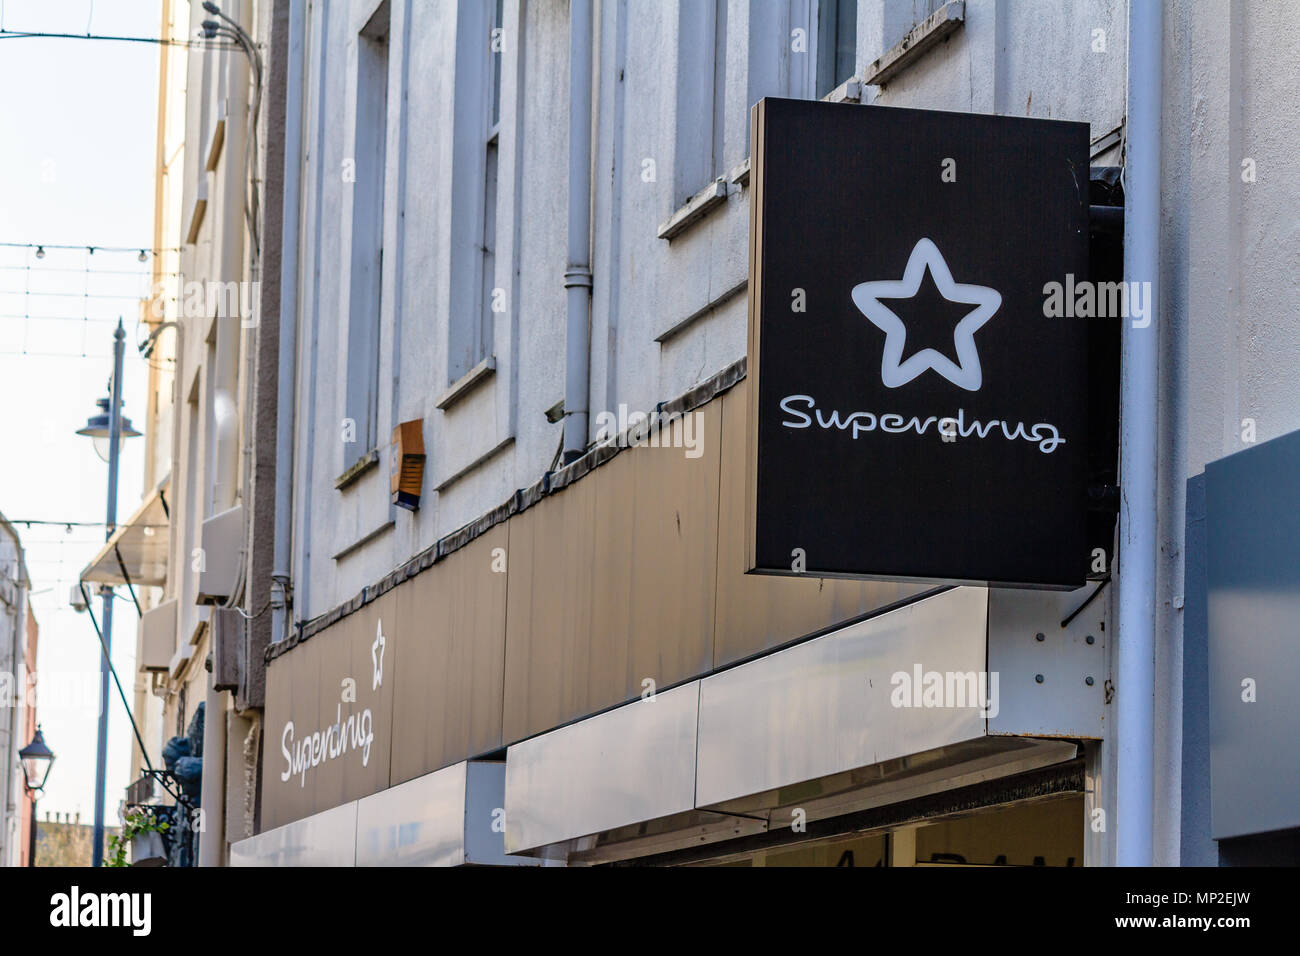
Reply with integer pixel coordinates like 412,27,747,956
278,618,387,788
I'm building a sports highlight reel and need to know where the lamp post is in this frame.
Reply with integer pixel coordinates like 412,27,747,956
76,319,139,867
18,726,55,867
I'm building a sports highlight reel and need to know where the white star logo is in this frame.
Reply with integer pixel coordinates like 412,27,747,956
371,619,386,690
851,237,1002,392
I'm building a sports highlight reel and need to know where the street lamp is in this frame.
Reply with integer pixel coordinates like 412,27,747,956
18,726,55,867
76,319,139,867
76,396,142,463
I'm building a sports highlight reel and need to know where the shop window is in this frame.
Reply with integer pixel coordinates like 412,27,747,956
914,796,1085,866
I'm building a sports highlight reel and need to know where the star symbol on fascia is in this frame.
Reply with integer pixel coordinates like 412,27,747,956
850,237,1002,392
372,619,386,690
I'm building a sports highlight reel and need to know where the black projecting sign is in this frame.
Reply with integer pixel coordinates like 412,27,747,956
746,99,1090,588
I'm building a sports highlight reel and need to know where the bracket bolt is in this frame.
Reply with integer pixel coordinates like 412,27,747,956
1035,632,1045,642
1086,635,1095,645
1035,673,1044,684
1085,676,1095,686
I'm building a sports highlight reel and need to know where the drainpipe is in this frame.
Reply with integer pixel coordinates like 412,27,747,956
212,3,251,516
562,0,594,465
198,688,226,866
1116,0,1161,867
270,0,306,644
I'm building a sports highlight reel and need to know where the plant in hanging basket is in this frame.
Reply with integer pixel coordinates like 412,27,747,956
107,807,171,867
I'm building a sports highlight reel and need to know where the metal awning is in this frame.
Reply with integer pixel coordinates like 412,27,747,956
80,477,170,587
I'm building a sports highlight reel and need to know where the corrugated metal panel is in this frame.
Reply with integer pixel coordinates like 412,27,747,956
261,629,317,830
261,591,396,829
390,526,507,784
502,472,600,742
350,591,398,803
503,403,723,744
625,399,721,695
588,448,637,707
1206,429,1300,839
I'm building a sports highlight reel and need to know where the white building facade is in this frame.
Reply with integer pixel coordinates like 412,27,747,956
109,0,1300,867
0,513,34,868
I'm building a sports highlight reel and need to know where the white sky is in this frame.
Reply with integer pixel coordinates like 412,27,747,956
0,0,163,820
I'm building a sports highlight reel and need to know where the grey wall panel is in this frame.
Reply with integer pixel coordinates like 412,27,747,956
503,682,700,854
1181,473,1216,864
464,762,537,865
355,761,468,866
237,761,535,866
987,586,1106,739
354,760,536,866
1207,428,1300,839
696,587,989,808
229,801,358,866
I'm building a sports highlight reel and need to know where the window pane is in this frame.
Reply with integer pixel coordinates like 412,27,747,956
491,0,504,127
480,141,498,361
835,0,857,89
816,0,857,98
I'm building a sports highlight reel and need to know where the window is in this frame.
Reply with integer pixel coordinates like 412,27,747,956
816,0,857,98
448,0,504,385
675,0,728,205
884,0,944,51
747,1,857,121
343,2,391,457
480,0,503,371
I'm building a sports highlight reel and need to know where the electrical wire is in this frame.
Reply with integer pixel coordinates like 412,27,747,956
0,350,114,359
113,546,144,616
0,241,179,254
0,27,241,50
0,265,183,277
0,290,146,300
78,581,186,807
5,519,166,528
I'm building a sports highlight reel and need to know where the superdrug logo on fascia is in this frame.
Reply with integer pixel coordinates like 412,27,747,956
745,98,1090,588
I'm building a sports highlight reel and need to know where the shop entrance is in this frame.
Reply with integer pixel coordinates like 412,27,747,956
698,795,1084,867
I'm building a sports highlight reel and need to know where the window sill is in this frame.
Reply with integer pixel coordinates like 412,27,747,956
334,449,379,490
186,175,209,245
728,158,750,188
657,178,729,241
205,114,226,172
436,355,497,411
864,0,965,89
656,279,748,344
822,77,862,104
332,519,395,562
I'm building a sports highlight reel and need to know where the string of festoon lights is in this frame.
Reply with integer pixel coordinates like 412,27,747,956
0,241,182,261
0,243,179,358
